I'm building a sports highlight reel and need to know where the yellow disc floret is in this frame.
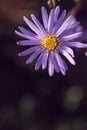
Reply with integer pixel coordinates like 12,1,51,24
41,35,57,50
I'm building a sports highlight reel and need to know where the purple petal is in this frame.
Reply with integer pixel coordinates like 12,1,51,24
50,51,60,73
42,51,49,70
62,59,68,71
61,32,83,41
17,39,40,46
15,30,39,41
54,52,66,75
66,17,76,28
54,6,60,23
41,6,48,29
31,14,46,36
85,52,87,56
60,69,66,75
59,22,80,38
60,45,74,58
26,48,44,64
53,10,66,34
48,52,54,76
18,46,41,56
48,9,54,34
23,16,42,36
60,48,76,65
75,25,83,32
63,41,87,48
54,52,66,72
35,51,44,70
55,15,73,37
18,26,36,36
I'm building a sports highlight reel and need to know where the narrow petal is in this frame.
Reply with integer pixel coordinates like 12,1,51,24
15,30,39,41
54,52,66,71
35,52,44,70
55,15,74,37
48,52,54,76
60,45,74,57
18,26,36,36
23,16,42,36
26,48,44,64
42,51,49,70
18,46,41,56
61,32,83,41
17,39,40,46
54,52,67,75
53,10,66,34
59,22,80,38
41,6,48,29
50,51,60,73
60,48,76,65
48,9,54,34
31,14,46,36
62,59,68,71
63,41,87,48
54,6,60,23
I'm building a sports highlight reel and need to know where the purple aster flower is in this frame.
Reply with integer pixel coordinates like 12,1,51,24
15,6,87,76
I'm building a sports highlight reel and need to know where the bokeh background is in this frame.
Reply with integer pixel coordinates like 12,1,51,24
0,0,87,129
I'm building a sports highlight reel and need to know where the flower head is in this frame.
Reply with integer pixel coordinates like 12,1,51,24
15,6,86,76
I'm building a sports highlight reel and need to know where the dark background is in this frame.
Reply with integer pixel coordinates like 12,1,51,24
0,0,87,129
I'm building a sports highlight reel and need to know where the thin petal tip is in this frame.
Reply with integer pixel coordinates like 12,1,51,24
49,73,54,77
16,42,19,45
26,59,32,64
85,52,87,56
26,60,29,64
73,61,76,65
35,66,39,71
15,30,17,34
41,6,45,10
42,65,46,70
23,16,27,21
18,53,21,56
18,26,21,29
84,44,87,48
31,14,34,17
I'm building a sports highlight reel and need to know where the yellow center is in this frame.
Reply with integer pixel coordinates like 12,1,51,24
41,35,57,50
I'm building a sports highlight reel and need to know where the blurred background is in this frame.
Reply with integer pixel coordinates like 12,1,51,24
0,0,87,129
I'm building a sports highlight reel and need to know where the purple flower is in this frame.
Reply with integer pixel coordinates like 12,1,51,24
15,6,86,76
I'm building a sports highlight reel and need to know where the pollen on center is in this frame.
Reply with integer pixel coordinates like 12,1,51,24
41,35,57,50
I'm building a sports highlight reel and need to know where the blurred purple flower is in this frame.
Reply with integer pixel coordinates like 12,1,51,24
15,6,87,76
